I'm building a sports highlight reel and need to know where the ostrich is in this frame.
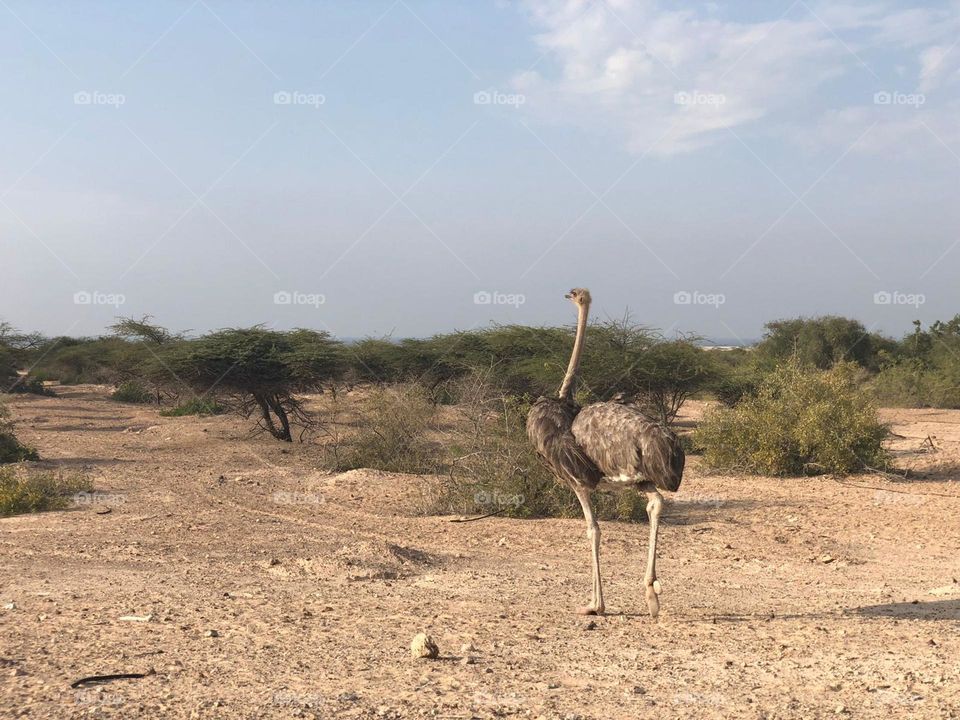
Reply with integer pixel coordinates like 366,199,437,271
526,288,685,617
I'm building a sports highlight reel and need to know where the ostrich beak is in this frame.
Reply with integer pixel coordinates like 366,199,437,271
564,291,573,299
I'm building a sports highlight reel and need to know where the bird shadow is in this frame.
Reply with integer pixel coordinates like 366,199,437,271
851,598,960,620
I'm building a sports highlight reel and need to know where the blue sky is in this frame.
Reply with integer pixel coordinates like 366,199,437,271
2,1,959,343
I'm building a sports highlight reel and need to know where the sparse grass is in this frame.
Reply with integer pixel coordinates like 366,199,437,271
332,384,443,474
160,397,225,416
0,466,92,517
110,381,154,404
695,358,889,476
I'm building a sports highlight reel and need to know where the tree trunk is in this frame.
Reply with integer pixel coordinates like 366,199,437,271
266,394,292,442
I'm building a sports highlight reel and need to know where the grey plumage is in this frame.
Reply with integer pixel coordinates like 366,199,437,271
572,402,684,492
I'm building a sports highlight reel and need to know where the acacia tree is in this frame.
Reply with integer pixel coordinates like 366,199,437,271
110,316,182,404
154,328,343,441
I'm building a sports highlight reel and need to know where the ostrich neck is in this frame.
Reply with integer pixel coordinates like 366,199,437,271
558,301,589,402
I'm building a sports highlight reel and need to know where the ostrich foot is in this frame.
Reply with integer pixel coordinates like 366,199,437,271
645,581,661,618
576,604,604,616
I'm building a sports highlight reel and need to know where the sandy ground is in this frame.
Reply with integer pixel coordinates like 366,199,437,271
2,386,960,719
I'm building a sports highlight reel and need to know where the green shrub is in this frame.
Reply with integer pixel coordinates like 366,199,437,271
333,384,443,474
111,381,154,404
159,397,225,416
756,316,895,371
0,403,39,463
0,467,91,516
695,358,889,476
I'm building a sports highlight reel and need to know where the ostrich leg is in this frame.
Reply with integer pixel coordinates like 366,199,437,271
574,486,604,615
643,487,664,618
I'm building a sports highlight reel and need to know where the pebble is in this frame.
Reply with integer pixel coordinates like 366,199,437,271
205,629,219,638
410,632,438,659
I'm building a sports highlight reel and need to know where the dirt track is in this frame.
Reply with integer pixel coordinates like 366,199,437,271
2,386,960,719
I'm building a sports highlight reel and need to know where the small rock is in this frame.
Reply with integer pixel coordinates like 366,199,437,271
459,642,477,653
205,629,220,638
835,704,846,714
2,602,16,610
821,555,835,564
461,656,475,665
337,692,358,702
11,668,27,677
631,685,646,695
410,632,438,659
583,620,597,631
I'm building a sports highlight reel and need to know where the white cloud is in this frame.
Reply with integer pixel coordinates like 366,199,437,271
514,1,960,155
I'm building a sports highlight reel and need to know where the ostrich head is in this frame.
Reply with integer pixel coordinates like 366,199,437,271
565,288,592,307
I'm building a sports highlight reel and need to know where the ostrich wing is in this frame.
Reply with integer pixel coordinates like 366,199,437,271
571,402,684,492
526,398,602,488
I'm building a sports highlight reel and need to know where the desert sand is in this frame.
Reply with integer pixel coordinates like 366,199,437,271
2,386,960,719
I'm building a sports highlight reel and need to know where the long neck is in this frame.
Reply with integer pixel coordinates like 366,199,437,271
558,301,589,402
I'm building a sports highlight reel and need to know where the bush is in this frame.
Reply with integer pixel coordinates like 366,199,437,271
159,397,225,416
111,381,154,404
333,385,442,473
0,467,91,516
423,370,647,521
695,358,889,476
0,403,39,463
756,316,894,371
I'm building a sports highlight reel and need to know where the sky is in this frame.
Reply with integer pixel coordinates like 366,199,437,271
1,0,959,344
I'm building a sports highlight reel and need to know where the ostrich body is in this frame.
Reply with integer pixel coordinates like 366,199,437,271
526,288,685,617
